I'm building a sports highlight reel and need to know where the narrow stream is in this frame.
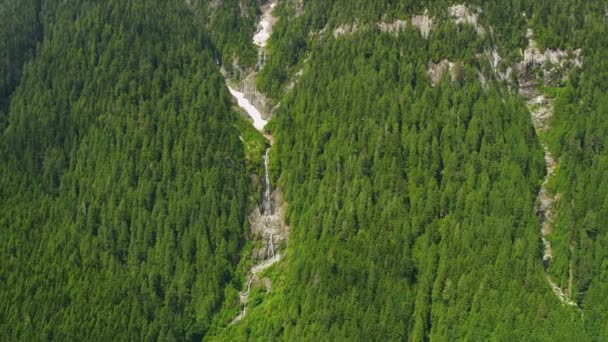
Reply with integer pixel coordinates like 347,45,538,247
225,0,281,324
263,148,272,215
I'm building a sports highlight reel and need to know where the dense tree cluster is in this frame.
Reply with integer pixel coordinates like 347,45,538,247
1,0,606,340
213,21,587,340
212,0,605,340
0,0,42,129
545,7,608,339
0,0,256,339
194,0,260,68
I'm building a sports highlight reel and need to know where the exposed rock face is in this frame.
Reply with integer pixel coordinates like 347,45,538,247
449,4,485,35
285,66,305,93
537,155,577,308
479,48,514,84
238,0,249,17
478,39,559,91
329,5,489,40
220,0,276,119
232,185,289,324
478,71,488,90
237,69,272,120
377,20,408,34
488,48,501,70
517,28,583,97
333,22,359,38
428,59,460,86
249,189,289,261
376,14,433,39
204,0,223,17
224,1,291,324
185,0,194,11
518,28,580,308
411,13,433,38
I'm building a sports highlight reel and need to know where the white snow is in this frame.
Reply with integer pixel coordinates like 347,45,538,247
253,3,276,47
228,86,268,131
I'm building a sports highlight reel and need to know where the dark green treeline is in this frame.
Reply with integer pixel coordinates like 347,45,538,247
0,0,256,339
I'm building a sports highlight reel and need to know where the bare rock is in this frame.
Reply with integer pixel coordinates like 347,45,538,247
249,188,290,261
411,13,433,38
448,4,485,35
377,20,409,35
516,28,583,106
333,21,359,38
428,60,460,86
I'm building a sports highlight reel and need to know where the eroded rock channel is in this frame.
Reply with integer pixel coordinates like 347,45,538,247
223,1,288,323
518,28,579,308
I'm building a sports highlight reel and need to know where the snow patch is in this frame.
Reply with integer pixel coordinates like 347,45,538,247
228,86,268,131
253,2,277,47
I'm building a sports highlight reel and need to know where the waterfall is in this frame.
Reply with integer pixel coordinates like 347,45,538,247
263,148,272,215
227,0,283,325
269,234,275,258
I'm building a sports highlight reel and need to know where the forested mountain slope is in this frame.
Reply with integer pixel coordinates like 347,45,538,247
1,0,606,341
0,0,258,339
0,0,42,129
545,11,608,339
213,0,605,340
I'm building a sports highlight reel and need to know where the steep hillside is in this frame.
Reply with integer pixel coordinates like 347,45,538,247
544,9,608,338
0,0,256,339
212,0,603,340
1,0,606,340
0,0,42,128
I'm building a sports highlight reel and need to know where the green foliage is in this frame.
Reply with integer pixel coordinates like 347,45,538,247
0,0,253,339
1,0,607,340
211,11,587,339
0,0,43,128
194,0,259,67
545,8,608,338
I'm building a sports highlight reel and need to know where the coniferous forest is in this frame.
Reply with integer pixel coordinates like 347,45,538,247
1,0,607,340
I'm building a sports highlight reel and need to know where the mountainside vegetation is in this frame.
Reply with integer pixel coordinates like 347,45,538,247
214,0,606,340
545,9,608,339
0,0,257,339
1,0,606,340
0,0,42,128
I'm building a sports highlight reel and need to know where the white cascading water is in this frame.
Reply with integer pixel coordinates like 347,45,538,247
226,0,281,324
263,148,272,215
